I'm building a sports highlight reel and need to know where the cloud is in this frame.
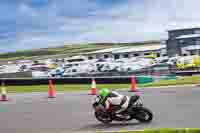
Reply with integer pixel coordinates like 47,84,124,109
73,0,200,43
1,0,200,53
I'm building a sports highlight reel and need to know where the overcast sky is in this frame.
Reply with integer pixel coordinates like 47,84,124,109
1,0,200,53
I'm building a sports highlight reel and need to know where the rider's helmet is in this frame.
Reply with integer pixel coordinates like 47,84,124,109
99,88,109,102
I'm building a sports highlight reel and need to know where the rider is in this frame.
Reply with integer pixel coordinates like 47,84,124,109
98,88,139,118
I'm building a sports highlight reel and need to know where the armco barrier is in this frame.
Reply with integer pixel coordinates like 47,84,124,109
0,75,177,86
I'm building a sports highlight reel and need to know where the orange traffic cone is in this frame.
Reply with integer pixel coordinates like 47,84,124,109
1,81,8,101
89,78,97,95
48,79,55,98
129,76,138,92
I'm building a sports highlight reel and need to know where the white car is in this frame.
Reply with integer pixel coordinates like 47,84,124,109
32,71,49,78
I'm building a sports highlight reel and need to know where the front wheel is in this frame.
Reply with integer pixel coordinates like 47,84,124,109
134,107,153,123
94,111,112,124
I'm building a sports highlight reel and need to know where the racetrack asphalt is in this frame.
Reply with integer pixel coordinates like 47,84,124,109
0,86,200,133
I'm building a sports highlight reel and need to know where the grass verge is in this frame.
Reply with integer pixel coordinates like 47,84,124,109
98,128,200,133
2,76,200,93
3,84,131,93
140,75,200,87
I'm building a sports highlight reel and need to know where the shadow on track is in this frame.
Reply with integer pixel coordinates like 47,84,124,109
78,121,146,132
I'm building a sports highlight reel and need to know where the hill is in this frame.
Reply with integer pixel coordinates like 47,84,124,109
0,40,161,64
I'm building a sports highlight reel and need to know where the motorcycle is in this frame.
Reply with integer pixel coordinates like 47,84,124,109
92,95,153,124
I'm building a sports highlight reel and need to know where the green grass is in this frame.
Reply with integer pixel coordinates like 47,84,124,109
0,44,123,62
0,41,159,62
3,84,131,93
2,76,200,93
98,128,200,133
140,75,200,87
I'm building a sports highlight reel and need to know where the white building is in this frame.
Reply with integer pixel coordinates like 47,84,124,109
84,47,128,60
112,44,167,59
84,42,167,60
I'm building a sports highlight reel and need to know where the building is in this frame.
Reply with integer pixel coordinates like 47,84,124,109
83,41,167,60
112,44,167,60
166,28,200,57
83,47,129,60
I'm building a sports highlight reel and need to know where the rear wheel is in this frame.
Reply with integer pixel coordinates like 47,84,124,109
134,107,153,123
